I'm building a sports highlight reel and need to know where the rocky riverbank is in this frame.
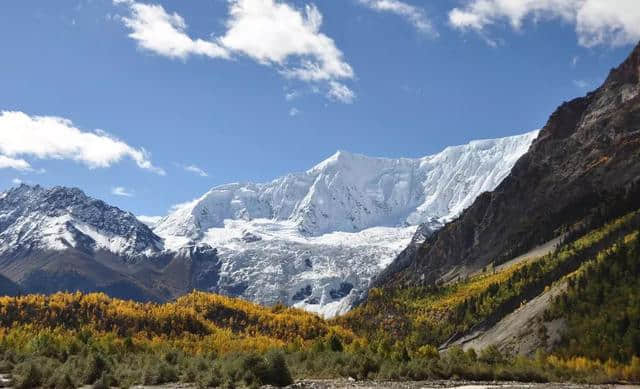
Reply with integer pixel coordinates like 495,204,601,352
125,379,640,389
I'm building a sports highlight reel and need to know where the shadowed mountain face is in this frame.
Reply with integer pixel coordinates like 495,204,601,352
0,273,20,297
376,42,640,289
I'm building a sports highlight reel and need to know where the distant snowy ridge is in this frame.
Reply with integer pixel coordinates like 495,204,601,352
0,185,163,259
155,130,540,239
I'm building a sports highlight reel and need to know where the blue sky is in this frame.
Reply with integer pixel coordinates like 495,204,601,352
1,0,638,217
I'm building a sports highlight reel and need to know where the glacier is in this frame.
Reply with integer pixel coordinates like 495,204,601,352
153,130,540,317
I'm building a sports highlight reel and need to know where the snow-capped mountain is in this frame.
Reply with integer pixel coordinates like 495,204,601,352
0,131,538,316
0,185,163,259
157,131,539,239
154,130,540,317
0,185,221,302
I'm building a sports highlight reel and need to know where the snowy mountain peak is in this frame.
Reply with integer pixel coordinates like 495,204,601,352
150,130,539,317
156,130,540,239
308,150,362,172
0,184,163,258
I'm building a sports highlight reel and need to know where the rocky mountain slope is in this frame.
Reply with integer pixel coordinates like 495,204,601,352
340,206,640,364
0,185,221,301
153,132,538,316
0,185,163,259
375,41,640,289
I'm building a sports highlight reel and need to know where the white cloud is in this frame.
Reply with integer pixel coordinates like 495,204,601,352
0,155,32,171
11,178,23,185
573,79,590,89
357,0,436,35
114,0,355,102
221,0,354,83
289,107,301,116
137,215,162,227
285,90,300,101
571,55,580,67
112,186,134,197
183,164,208,177
116,0,229,59
0,111,164,175
327,81,356,104
449,0,640,47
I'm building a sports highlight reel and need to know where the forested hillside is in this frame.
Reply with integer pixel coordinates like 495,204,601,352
545,230,640,362
341,210,640,351
0,218,639,389
0,291,356,349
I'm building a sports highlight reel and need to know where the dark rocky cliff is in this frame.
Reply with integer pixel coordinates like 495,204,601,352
376,42,640,288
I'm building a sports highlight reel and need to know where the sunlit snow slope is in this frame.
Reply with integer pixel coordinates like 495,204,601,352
154,131,539,317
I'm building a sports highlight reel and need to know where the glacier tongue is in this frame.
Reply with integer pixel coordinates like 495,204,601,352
154,130,540,317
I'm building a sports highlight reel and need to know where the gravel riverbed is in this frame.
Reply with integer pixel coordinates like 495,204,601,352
125,379,640,389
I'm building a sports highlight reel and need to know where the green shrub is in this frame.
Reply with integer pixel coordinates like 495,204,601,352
378,360,402,380
406,358,437,380
264,350,293,387
49,371,76,389
84,353,108,385
311,339,326,353
164,350,181,365
12,361,43,389
142,359,179,385
27,333,60,359
414,345,439,360
465,348,478,362
92,372,116,389
478,345,506,365
195,367,223,389
328,334,344,353
353,353,379,380
43,364,72,389
0,360,13,374
238,354,268,388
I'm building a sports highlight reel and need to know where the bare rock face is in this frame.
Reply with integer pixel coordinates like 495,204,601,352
377,42,640,288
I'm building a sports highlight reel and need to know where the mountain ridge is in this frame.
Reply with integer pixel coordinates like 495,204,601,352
0,184,163,259
155,130,539,240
